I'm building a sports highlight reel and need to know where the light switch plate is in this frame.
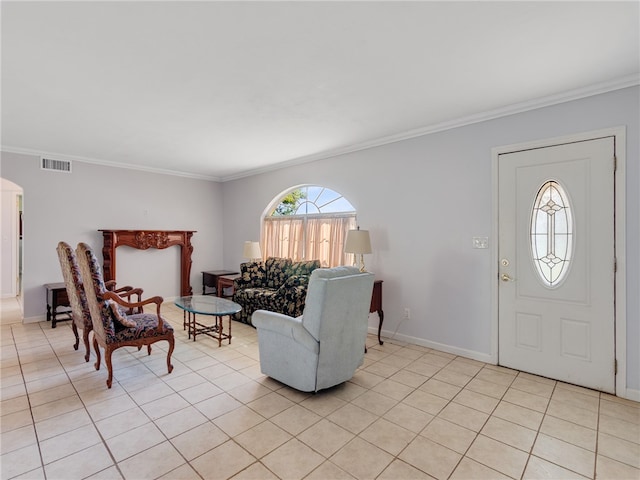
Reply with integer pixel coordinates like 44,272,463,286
473,237,489,249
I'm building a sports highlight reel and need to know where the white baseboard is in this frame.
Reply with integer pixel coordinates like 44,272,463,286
369,326,494,364
620,387,640,402
23,315,46,324
370,326,639,403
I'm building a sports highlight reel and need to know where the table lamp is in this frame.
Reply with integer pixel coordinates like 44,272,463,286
344,227,372,272
243,241,262,261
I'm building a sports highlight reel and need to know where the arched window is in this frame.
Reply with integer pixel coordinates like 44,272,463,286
263,186,357,267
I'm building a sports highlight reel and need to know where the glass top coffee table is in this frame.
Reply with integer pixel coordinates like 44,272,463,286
174,295,241,346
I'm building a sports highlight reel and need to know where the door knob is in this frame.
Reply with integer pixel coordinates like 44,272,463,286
501,273,515,282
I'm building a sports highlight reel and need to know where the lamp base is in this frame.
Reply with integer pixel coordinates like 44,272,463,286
359,254,367,273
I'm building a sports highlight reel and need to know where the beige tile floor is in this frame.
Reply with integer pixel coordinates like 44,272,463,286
1,297,639,479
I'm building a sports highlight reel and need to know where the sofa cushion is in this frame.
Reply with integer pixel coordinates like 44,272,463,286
239,261,267,287
265,257,292,289
279,275,309,291
287,260,321,277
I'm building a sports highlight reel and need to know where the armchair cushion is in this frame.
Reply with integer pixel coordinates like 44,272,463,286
107,313,174,343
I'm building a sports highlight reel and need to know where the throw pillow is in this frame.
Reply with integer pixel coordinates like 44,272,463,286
107,299,137,328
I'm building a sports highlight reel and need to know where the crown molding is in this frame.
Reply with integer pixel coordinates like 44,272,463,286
0,146,222,182
221,74,640,182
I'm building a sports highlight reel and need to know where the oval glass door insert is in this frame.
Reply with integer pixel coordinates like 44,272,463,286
530,180,574,287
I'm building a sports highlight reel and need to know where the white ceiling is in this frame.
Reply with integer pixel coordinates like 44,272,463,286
2,1,638,181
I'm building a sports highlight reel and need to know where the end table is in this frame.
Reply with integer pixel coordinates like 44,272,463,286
201,270,239,296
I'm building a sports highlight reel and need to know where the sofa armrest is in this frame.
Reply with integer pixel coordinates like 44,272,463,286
252,310,318,353
275,280,311,318
277,274,309,291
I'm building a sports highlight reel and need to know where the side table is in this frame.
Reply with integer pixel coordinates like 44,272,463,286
202,270,239,296
370,280,384,345
44,282,72,328
217,274,240,298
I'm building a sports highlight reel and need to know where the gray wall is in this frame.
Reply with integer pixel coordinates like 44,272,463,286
221,86,639,393
1,86,637,396
0,155,223,320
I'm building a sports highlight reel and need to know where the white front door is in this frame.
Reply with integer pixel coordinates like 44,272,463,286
498,137,616,393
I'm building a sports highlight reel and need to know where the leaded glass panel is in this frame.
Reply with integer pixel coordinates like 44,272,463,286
530,180,574,287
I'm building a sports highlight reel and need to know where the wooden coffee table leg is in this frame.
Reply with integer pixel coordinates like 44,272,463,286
228,315,232,345
217,316,222,347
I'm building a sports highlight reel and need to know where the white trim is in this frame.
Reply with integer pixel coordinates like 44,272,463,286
222,75,639,182
624,388,640,403
1,146,222,182
613,129,628,400
491,127,628,399
375,327,494,365
10,192,18,298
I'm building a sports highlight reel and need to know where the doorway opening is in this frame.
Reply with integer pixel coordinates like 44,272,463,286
1,177,24,321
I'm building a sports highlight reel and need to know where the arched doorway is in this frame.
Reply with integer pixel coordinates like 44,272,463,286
1,177,24,317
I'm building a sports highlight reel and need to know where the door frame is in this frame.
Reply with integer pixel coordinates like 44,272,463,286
490,126,627,398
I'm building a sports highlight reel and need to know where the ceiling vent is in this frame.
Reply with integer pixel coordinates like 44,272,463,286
41,157,72,173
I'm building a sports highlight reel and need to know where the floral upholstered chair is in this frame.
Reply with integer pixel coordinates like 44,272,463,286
232,257,320,325
76,242,174,388
56,241,142,362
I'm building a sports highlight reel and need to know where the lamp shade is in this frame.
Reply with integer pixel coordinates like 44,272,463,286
243,241,262,260
344,229,372,254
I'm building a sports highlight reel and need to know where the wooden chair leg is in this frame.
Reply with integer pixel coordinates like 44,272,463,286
147,345,152,356
72,322,80,351
83,328,91,362
166,337,174,374
93,337,101,371
105,347,114,389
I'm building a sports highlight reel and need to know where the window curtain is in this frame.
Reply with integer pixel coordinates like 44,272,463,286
263,216,305,261
262,214,356,267
305,215,356,267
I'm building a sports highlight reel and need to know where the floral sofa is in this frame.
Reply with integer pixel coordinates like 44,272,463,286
232,257,321,325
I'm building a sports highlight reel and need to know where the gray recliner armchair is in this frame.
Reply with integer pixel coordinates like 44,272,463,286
252,266,375,392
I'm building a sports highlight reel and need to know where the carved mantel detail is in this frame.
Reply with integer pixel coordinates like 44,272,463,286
100,230,196,297
134,231,170,250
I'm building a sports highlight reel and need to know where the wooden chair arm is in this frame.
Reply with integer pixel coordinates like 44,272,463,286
121,287,142,294
106,282,145,296
102,292,167,333
111,285,133,292
117,288,143,313
105,280,134,292
103,291,162,310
